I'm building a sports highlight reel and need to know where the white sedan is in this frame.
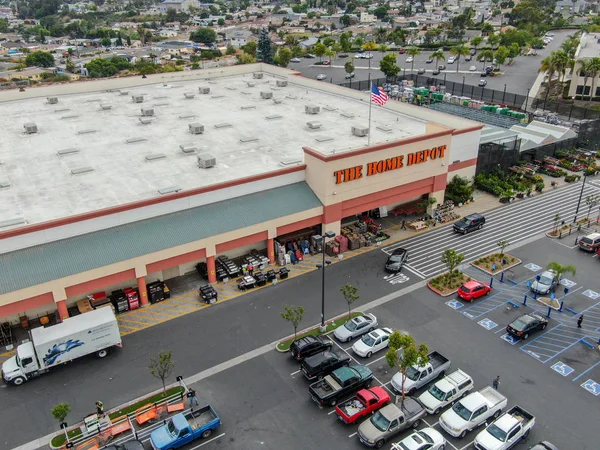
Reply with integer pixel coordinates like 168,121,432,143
406,56,413,63
352,327,393,358
394,428,446,450
316,74,327,80
469,65,477,71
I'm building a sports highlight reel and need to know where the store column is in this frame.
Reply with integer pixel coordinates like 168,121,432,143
207,244,217,283
267,228,276,264
53,289,69,321
136,266,149,306
322,203,342,237
429,174,448,217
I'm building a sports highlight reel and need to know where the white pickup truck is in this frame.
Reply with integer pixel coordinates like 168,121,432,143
418,369,474,415
473,406,535,450
391,351,451,396
439,387,507,438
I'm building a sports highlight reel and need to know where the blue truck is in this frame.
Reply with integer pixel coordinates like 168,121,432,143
150,405,221,450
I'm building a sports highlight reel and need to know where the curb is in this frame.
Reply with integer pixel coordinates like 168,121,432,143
427,281,458,297
469,257,522,276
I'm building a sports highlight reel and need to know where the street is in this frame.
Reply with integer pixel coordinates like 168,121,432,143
5,182,600,449
293,29,573,96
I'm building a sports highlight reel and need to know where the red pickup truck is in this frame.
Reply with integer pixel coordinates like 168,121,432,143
335,387,390,424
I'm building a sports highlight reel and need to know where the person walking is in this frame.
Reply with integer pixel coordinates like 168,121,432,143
401,219,407,230
95,401,104,417
577,314,584,328
188,388,199,407
492,376,500,390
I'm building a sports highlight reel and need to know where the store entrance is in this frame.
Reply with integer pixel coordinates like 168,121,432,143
275,225,322,265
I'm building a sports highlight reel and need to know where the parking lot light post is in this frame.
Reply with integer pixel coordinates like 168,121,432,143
461,76,465,96
523,295,528,306
316,231,336,332
573,153,593,223
503,84,507,103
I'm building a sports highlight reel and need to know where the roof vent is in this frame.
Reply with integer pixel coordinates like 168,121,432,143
153,103,169,107
246,82,256,88
340,112,355,119
78,129,97,135
280,158,302,167
266,114,282,120
0,181,11,189
189,123,204,134
180,144,197,154
352,125,369,137
23,122,37,134
179,114,195,119
276,80,288,87
126,137,147,144
377,125,392,133
253,72,264,79
240,136,258,143
141,107,154,116
47,97,58,104
0,218,26,229
158,186,181,195
145,153,166,162
307,121,322,130
260,91,273,99
54,108,70,113
120,90,130,96
211,95,225,99
315,136,334,143
139,117,153,125
214,123,232,129
324,106,337,111
305,105,320,115
273,99,283,105
226,86,237,91
199,86,210,94
61,115,79,120
197,154,216,168
100,103,112,110
71,167,94,175
241,105,256,110
184,92,195,99
132,95,144,103
57,148,79,156
154,96,168,100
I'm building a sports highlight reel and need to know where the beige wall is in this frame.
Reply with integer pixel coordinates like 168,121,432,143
305,134,452,207
448,166,476,183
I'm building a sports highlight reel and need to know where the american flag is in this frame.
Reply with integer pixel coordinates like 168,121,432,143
371,83,389,106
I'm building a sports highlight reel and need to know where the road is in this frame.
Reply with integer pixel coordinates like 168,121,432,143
292,29,573,96
5,182,600,449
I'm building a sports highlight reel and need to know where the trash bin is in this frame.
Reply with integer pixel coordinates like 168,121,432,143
279,267,290,279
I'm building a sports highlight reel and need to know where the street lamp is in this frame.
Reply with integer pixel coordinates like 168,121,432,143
573,152,593,223
316,231,336,332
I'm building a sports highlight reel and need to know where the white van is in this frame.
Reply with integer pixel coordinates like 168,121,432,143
418,369,474,415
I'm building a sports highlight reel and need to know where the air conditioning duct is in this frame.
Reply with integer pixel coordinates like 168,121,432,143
47,97,58,104
24,122,38,134
132,95,144,103
197,153,216,168
276,80,288,87
189,123,204,134
352,125,369,137
260,91,273,99
305,105,320,114
253,72,264,79
141,107,154,116
199,86,210,94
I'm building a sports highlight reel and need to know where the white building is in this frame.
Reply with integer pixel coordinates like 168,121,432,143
158,0,199,13
360,12,378,23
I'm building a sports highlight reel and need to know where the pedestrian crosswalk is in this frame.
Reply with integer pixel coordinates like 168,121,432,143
381,183,600,278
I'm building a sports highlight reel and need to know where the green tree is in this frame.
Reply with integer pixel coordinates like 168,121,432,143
497,239,509,258
237,53,257,64
471,36,483,48
478,49,494,70
539,54,558,97
101,37,111,47
444,175,474,204
380,53,400,78
314,42,327,61
488,34,501,49
281,305,305,341
586,58,600,105
481,22,494,36
218,18,225,26
256,28,273,64
552,213,561,234
148,350,176,396
51,403,71,426
450,44,470,73
65,57,75,73
373,6,388,19
344,60,355,75
385,332,429,401
546,262,576,282
494,45,509,67
24,51,55,67
126,35,132,46
340,31,352,52
277,47,292,67
166,7,177,22
441,248,465,286
190,28,217,44
431,49,445,68
340,14,351,27
406,47,420,72
0,18,8,33
507,42,520,63
340,284,359,319
241,41,257,57
585,194,600,219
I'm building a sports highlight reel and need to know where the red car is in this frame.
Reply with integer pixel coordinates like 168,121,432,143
457,280,491,301
335,387,390,424
398,48,406,54
322,60,331,65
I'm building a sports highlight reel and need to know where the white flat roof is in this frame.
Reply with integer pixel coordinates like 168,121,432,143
0,72,428,226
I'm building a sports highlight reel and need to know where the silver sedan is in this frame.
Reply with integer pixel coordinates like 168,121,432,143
333,313,377,342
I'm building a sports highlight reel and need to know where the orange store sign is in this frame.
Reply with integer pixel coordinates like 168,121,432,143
333,146,447,184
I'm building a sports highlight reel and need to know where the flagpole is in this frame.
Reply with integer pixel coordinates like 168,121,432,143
367,73,373,147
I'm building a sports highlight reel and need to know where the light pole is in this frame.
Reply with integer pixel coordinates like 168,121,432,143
316,231,336,332
573,152,593,223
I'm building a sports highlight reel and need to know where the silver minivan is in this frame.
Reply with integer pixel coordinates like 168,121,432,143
578,232,600,252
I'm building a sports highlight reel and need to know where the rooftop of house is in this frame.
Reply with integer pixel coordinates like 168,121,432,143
577,32,600,59
0,68,431,227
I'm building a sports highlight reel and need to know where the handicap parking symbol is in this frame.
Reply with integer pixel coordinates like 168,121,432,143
384,273,410,285
551,361,575,377
582,289,600,300
445,299,464,310
501,334,519,345
525,263,542,271
560,279,576,288
581,379,600,396
478,318,498,330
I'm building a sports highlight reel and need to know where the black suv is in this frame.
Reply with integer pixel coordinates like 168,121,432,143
385,248,408,273
301,350,351,381
290,335,332,361
453,213,485,234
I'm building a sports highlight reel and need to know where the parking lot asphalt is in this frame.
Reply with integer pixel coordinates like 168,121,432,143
292,29,573,96
178,238,599,450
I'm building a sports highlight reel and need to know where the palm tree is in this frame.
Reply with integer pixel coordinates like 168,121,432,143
450,44,470,73
375,26,388,44
577,59,593,100
546,262,576,284
477,49,494,71
325,48,335,64
407,47,421,72
378,43,389,57
587,57,600,104
431,49,445,68
471,36,483,49
539,55,558,97
552,50,570,84
363,41,377,70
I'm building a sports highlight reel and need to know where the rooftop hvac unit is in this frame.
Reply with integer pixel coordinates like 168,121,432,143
141,107,154,116
23,122,38,134
199,86,210,94
260,91,273,99
307,121,322,130
132,95,144,103
189,123,204,134
180,144,197,154
184,92,195,99
273,99,283,104
352,125,369,137
276,80,288,87
100,103,112,110
253,73,264,79
120,90,130,96
139,117,153,125
197,154,216,168
305,105,320,115
246,82,256,87
47,97,58,104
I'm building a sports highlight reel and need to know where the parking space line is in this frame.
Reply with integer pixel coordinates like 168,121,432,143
403,264,427,279
421,417,461,450
189,432,226,449
366,354,388,366
349,431,357,438
290,369,301,376
537,336,576,345
573,359,600,382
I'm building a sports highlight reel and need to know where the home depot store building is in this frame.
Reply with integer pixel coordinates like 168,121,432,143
0,66,482,324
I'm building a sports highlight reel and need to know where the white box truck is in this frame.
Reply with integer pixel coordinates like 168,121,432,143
2,308,122,386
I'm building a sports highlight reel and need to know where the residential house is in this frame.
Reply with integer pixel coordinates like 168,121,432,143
158,0,199,13
159,29,178,37
299,37,318,49
279,26,306,34
225,29,252,48
360,12,377,23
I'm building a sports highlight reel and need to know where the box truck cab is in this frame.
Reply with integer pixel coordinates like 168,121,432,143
2,308,122,386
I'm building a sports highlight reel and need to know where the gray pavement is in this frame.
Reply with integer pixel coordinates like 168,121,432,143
5,182,600,449
293,29,574,96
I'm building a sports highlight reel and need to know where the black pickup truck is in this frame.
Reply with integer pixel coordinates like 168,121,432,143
301,350,351,381
309,365,373,407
